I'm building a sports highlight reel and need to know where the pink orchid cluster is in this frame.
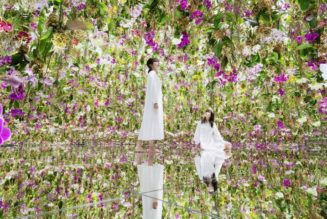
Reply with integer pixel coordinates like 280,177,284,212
0,104,11,145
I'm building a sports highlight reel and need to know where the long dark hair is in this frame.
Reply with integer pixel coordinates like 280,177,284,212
147,58,159,73
201,109,214,128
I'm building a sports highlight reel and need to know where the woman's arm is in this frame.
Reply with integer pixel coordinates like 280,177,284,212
148,72,159,107
193,121,201,145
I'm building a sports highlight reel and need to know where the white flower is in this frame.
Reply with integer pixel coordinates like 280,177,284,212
285,170,294,175
306,186,317,197
309,83,326,90
242,46,251,57
275,192,284,199
267,112,275,118
297,116,307,124
252,44,261,53
296,78,308,84
172,38,181,45
320,177,327,186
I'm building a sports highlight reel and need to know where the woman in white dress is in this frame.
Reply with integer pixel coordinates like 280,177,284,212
137,163,164,219
135,58,164,165
193,109,232,194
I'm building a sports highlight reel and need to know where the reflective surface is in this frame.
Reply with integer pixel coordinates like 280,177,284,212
0,137,326,218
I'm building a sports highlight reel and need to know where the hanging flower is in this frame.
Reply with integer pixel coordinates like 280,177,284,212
203,0,212,9
0,105,11,145
305,32,319,43
318,97,327,115
9,85,25,101
190,10,203,25
0,56,12,67
17,31,32,43
10,108,25,118
177,32,190,48
296,36,302,44
283,178,291,188
177,0,189,11
273,72,288,83
144,31,159,51
0,20,13,32
277,120,286,129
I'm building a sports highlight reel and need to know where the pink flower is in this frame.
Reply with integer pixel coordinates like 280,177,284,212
0,20,13,32
277,120,286,129
0,105,11,145
296,36,302,44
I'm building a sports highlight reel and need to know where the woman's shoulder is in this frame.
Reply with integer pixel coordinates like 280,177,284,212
148,70,157,77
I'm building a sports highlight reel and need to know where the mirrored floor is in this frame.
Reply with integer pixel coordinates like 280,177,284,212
0,138,326,218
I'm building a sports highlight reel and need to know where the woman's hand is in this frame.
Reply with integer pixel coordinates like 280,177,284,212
154,103,158,109
224,142,232,156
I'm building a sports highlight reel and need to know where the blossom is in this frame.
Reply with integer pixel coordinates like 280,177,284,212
9,85,25,101
190,10,203,25
177,0,188,11
207,56,220,71
0,20,13,32
10,108,25,118
131,4,143,18
277,120,286,129
296,36,302,44
177,32,190,48
283,178,291,187
17,31,32,43
0,56,12,67
278,88,285,96
318,97,327,115
0,106,11,145
273,72,288,83
258,175,266,182
305,32,319,43
203,0,212,9
243,9,253,17
144,31,159,51
76,3,86,11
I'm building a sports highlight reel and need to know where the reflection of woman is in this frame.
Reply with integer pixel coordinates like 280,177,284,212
135,58,164,165
193,109,232,193
137,164,164,219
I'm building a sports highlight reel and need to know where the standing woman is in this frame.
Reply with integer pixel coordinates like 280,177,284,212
135,58,164,165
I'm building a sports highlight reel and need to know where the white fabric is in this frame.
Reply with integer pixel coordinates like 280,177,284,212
319,64,327,80
193,121,230,179
138,70,164,140
137,164,164,219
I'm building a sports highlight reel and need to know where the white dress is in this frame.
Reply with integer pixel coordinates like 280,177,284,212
137,164,164,219
193,121,230,179
138,70,164,140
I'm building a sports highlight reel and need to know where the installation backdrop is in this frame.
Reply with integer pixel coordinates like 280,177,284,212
0,0,326,143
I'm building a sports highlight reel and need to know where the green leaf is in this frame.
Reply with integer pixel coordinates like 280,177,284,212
40,27,53,41
214,41,223,58
214,13,223,29
297,0,310,11
37,9,46,34
296,44,313,50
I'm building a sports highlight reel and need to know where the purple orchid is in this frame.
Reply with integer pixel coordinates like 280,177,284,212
190,10,203,25
305,32,319,43
283,178,291,187
177,32,190,48
203,0,212,9
274,72,288,83
318,97,327,115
